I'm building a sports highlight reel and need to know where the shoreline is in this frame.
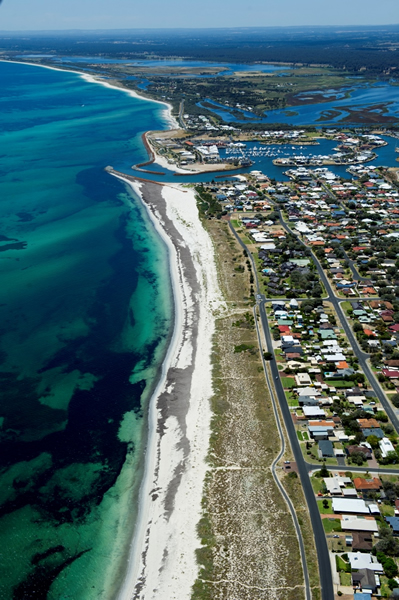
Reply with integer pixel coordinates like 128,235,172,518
0,59,180,130
112,176,225,599
3,58,222,598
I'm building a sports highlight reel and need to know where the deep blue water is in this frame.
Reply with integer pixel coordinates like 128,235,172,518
0,61,173,599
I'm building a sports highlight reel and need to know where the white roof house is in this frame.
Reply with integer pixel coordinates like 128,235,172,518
340,516,378,532
332,498,369,514
303,406,325,418
324,475,352,495
379,437,395,458
347,552,383,573
295,373,312,386
298,387,321,397
323,354,346,362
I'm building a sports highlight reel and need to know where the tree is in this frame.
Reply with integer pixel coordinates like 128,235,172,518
383,557,398,578
387,578,398,590
319,462,329,478
322,499,329,509
391,393,399,408
376,411,388,423
353,321,363,333
350,451,366,466
375,529,399,557
366,435,380,449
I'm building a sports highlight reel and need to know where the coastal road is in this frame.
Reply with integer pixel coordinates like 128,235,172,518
256,292,334,600
254,307,311,600
228,220,334,600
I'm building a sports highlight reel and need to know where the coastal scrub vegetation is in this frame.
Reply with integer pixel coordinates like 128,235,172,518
192,218,320,600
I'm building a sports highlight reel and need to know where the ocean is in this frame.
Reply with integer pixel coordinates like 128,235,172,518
0,61,173,599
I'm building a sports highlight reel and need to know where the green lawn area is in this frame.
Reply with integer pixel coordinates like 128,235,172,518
380,577,392,598
323,518,342,533
329,380,354,388
303,432,309,440
339,572,352,586
336,555,351,574
297,431,304,441
285,391,299,407
317,499,332,514
380,504,395,517
310,475,325,494
341,301,352,314
281,377,296,388
230,219,240,228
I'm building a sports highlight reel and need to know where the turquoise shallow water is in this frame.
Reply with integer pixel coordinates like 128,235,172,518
0,61,173,599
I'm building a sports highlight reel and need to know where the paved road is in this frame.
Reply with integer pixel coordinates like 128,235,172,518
228,220,334,600
254,307,311,600
341,248,370,283
257,293,334,600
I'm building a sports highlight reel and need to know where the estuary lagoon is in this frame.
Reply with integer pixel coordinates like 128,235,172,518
198,82,399,126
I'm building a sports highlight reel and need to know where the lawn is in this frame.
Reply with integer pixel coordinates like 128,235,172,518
310,476,325,494
339,572,352,586
297,431,304,441
329,380,354,388
317,499,332,514
380,504,395,517
323,518,341,533
281,377,296,388
303,431,309,440
285,391,299,407
341,301,352,314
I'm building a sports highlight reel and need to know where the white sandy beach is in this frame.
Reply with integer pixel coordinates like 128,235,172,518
114,177,225,600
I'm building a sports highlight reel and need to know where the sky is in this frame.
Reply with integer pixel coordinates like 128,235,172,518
0,0,398,30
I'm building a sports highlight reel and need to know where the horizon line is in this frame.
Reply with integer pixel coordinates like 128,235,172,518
1,24,399,33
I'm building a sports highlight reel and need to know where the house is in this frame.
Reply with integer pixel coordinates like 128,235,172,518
352,532,373,552
341,516,378,533
324,475,352,495
357,418,380,430
298,395,320,407
379,437,395,458
303,406,326,419
353,478,382,494
382,369,399,379
354,593,372,600
318,440,334,458
308,420,335,440
332,498,370,514
346,445,372,459
348,553,383,573
352,568,378,593
362,428,384,439
298,387,321,398
385,517,399,535
295,373,312,386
